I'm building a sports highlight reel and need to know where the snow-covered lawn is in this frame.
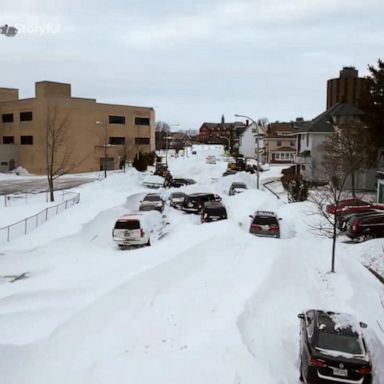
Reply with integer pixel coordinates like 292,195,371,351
0,151,383,384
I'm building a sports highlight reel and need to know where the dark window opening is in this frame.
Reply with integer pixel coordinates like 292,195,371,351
3,136,14,144
109,115,126,124
20,135,33,145
114,220,140,230
135,137,150,145
109,137,125,145
135,117,150,126
2,113,14,123
20,111,33,121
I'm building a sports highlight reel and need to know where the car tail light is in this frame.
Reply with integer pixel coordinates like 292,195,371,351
308,357,327,368
356,366,371,375
351,219,359,232
269,225,279,232
140,229,144,237
251,224,262,231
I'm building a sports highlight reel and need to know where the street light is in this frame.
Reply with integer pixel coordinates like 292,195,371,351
234,114,262,189
96,120,108,178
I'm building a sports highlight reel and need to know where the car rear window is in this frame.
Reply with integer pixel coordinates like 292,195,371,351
114,220,140,230
253,216,278,225
144,195,161,201
316,332,363,355
206,207,226,216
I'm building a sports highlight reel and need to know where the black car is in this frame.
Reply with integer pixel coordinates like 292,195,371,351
169,178,196,188
223,170,238,177
182,193,222,214
298,310,372,384
201,201,227,223
139,193,165,212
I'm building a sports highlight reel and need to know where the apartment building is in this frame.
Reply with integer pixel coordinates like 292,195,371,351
0,81,155,174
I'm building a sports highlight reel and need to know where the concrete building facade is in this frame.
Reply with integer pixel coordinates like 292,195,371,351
0,81,155,174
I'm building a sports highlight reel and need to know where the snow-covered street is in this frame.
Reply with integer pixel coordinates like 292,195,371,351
0,149,383,384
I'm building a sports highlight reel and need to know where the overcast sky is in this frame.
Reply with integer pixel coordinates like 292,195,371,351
1,0,383,130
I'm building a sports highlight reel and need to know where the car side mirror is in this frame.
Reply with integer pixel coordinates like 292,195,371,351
360,321,368,328
249,215,254,219
297,313,305,320
279,218,282,221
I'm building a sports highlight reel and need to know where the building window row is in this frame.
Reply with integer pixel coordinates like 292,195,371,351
2,111,33,123
275,152,294,160
135,137,150,145
106,115,150,126
3,135,33,145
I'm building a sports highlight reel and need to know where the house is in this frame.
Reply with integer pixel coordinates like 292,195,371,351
295,103,375,189
0,81,155,174
264,121,301,164
238,121,266,162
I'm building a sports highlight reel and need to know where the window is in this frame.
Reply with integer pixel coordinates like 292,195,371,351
277,140,282,146
135,137,150,145
20,111,33,121
109,137,125,145
3,136,14,144
135,117,150,126
306,134,309,146
20,135,33,145
109,115,125,124
2,113,13,123
290,140,295,146
1,161,7,166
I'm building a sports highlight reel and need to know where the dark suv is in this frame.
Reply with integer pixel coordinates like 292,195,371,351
298,310,372,384
201,201,227,223
345,213,384,241
182,193,222,214
169,178,196,188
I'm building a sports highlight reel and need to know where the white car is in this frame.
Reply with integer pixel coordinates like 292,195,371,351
112,210,168,248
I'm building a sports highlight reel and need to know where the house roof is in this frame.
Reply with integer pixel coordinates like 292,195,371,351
298,103,364,134
199,121,246,132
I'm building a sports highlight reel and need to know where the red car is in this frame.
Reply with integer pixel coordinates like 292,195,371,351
326,198,384,214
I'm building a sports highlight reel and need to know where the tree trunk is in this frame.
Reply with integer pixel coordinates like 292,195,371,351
48,176,55,202
331,219,337,273
351,171,356,197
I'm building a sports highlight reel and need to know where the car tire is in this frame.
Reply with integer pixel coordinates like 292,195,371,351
146,238,151,246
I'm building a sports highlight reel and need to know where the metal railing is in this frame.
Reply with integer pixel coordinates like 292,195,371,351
0,192,80,243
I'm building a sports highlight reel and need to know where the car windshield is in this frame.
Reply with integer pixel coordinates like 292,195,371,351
171,193,185,198
139,204,155,211
114,220,140,230
144,195,161,201
253,216,278,225
317,332,363,355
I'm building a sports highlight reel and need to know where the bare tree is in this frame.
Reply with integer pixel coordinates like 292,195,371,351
308,159,349,273
45,105,85,202
322,118,372,197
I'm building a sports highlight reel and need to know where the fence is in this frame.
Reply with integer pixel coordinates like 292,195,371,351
0,192,80,244
2,190,72,207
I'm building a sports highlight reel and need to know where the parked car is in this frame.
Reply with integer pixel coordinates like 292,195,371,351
336,209,384,231
206,155,216,164
201,201,227,223
139,193,165,212
326,198,373,214
112,210,168,248
223,170,238,177
142,174,165,189
229,181,248,196
169,192,187,209
345,212,384,241
249,211,281,238
169,178,196,188
298,309,372,384
182,192,222,214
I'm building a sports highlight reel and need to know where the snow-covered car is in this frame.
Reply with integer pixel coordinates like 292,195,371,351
298,310,372,384
228,181,248,196
139,193,165,212
112,210,168,248
206,155,216,164
182,193,222,214
169,192,187,209
201,201,227,223
142,174,165,189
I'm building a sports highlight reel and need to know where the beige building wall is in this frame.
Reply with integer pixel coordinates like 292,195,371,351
0,81,155,174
